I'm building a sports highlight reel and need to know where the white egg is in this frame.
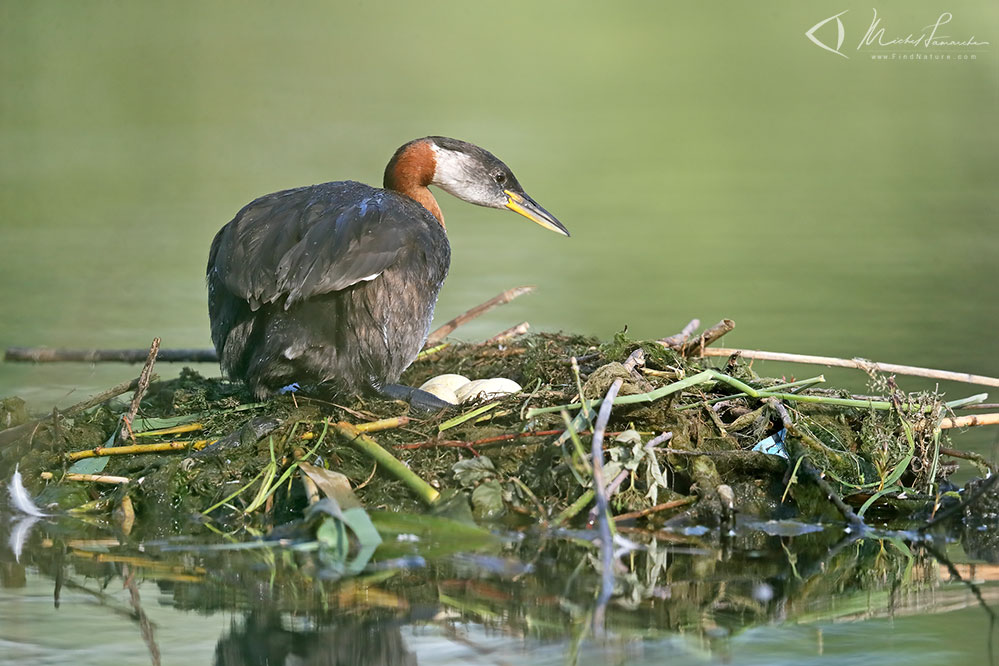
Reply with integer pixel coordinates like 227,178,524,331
455,378,522,403
417,374,469,405
418,374,470,393
419,385,459,405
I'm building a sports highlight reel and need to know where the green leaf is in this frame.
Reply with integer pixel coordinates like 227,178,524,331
311,499,383,576
69,420,118,475
131,413,201,432
438,402,499,432
453,456,496,487
471,480,505,519
299,462,362,509
370,510,500,560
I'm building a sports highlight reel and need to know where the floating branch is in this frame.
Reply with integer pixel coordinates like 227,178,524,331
4,347,217,363
699,347,999,388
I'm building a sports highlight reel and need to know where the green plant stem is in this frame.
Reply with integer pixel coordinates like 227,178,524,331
525,370,987,418
676,376,827,410
334,422,440,505
553,489,594,526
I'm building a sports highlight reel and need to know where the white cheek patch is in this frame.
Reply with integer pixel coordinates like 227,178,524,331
429,145,494,206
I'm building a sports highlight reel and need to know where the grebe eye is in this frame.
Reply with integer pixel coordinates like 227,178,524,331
495,173,506,184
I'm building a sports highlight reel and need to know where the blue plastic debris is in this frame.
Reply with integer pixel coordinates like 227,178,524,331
752,428,788,459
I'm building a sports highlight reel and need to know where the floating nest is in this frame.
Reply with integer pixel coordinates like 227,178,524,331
2,329,992,539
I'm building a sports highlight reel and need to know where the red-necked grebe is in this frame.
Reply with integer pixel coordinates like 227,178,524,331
207,136,568,407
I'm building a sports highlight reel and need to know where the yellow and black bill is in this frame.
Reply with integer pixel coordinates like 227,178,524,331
504,190,569,237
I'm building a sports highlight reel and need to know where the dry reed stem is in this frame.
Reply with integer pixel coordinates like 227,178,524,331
939,413,999,429
67,439,213,461
700,347,999,388
41,471,130,484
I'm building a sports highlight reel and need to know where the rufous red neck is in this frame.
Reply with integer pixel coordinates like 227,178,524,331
383,140,444,227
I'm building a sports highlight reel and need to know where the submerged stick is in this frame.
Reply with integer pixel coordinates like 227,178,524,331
612,496,697,522
700,347,999,389
424,285,534,346
4,347,217,363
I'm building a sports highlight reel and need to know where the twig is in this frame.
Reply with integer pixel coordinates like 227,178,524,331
675,319,735,356
118,338,160,444
612,496,697,522
484,321,530,345
41,471,130,484
4,347,216,363
799,457,865,530
657,318,701,348
771,400,865,530
699,347,999,389
939,447,998,474
0,375,150,447
923,474,999,529
940,413,999,429
424,286,534,346
333,421,440,505
590,348,642,630
591,375,620,631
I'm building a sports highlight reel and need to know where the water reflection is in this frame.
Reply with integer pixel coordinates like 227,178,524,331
2,513,997,665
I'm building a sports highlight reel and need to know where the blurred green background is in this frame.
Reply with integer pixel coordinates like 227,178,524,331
1,1,997,410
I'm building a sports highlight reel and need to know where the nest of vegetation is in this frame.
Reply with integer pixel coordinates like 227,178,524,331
2,328,994,539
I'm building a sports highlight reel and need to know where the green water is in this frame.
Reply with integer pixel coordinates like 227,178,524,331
1,1,998,664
